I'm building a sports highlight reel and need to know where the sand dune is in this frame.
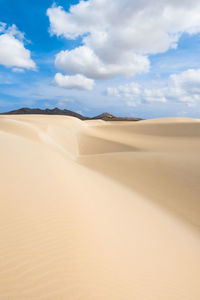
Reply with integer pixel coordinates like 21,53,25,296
0,115,200,300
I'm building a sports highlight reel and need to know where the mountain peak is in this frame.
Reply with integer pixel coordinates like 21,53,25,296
92,112,115,119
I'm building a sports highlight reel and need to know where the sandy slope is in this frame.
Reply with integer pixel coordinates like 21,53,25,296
0,115,199,300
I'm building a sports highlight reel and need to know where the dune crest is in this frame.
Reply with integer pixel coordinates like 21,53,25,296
0,115,200,300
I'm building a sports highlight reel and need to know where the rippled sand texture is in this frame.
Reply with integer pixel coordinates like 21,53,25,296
0,115,200,300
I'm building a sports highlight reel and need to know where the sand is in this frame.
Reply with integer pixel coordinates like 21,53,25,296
0,115,199,300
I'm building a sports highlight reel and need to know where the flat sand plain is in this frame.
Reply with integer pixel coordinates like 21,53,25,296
0,115,199,299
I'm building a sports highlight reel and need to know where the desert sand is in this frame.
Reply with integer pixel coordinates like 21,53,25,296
0,114,200,300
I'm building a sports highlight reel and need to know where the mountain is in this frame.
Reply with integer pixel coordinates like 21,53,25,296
1,108,142,121
92,112,142,121
1,107,88,120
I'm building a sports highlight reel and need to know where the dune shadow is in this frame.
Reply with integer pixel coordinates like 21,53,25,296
78,134,140,155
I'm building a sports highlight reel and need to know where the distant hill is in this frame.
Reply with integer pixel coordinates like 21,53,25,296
1,107,142,121
92,112,142,121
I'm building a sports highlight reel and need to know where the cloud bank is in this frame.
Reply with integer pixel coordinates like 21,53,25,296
108,68,200,106
55,73,94,90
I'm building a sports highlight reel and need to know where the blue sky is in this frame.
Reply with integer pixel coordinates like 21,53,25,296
1,0,200,118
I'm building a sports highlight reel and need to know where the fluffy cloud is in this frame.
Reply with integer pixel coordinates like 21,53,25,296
107,82,141,99
47,0,200,83
54,73,94,90
0,23,36,70
145,69,200,105
167,69,200,104
108,68,200,106
143,89,167,103
55,46,149,80
107,82,166,106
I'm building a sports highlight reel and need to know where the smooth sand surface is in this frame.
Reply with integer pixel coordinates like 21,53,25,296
0,115,200,300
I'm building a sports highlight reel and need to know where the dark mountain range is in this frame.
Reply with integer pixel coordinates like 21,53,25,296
1,107,142,121
1,107,88,120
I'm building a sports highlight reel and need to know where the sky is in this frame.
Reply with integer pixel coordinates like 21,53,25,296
1,0,200,118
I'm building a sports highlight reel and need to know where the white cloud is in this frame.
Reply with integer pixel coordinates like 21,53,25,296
143,89,167,103
107,82,141,99
107,68,200,106
47,0,200,82
54,73,94,90
143,69,200,105
0,23,36,70
55,46,149,80
167,69,200,104
107,82,166,106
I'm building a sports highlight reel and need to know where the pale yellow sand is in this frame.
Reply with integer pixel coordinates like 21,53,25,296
0,115,200,300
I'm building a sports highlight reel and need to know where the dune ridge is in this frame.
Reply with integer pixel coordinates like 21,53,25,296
0,115,200,300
